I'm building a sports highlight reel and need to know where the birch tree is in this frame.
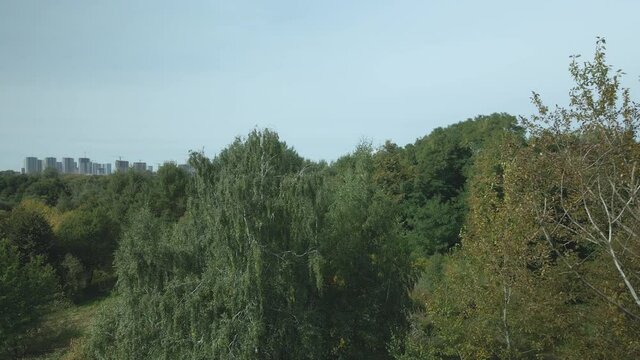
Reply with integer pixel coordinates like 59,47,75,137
523,38,640,320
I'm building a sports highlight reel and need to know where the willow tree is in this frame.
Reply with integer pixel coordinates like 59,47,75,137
86,131,415,359
86,130,326,359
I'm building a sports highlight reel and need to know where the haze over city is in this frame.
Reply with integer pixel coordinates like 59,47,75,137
1,0,639,171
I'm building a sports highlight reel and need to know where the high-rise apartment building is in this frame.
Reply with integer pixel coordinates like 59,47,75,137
24,157,39,174
91,162,100,175
19,156,157,176
44,157,57,170
91,163,109,175
62,157,75,174
133,162,147,172
115,160,129,172
78,158,91,175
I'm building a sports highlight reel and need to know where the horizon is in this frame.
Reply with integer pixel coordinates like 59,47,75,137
2,1,639,171
15,154,188,173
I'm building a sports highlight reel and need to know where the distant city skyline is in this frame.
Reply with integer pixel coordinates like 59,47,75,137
2,1,639,172
8,151,189,173
19,155,172,175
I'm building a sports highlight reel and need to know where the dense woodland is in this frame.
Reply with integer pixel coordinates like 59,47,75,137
1,41,639,359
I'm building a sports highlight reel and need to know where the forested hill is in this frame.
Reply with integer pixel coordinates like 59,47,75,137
373,113,523,257
0,113,517,359
2,41,640,359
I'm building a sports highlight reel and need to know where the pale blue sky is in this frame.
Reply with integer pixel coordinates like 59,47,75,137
1,0,639,171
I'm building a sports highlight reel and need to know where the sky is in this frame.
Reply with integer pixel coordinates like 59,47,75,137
1,0,639,171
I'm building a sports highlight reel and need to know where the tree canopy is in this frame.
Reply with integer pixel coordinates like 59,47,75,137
3,38,639,360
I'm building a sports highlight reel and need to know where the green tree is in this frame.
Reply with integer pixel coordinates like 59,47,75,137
152,162,190,221
523,38,640,319
2,202,55,261
401,113,523,256
55,207,118,271
428,140,580,358
85,131,416,359
513,38,640,356
373,141,415,203
60,253,87,302
0,239,58,356
105,170,155,223
86,130,325,359
322,145,415,359
54,207,119,299
24,168,69,206
396,39,640,359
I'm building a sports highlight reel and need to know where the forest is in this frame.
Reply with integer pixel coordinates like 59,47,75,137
1,40,639,359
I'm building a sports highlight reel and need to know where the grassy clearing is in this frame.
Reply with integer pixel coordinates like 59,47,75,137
13,296,110,360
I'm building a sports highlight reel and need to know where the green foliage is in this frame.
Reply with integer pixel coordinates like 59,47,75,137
151,162,190,221
1,201,55,261
105,171,155,221
0,172,45,208
517,38,640,355
60,254,88,302
12,39,640,359
0,170,69,208
0,239,58,355
424,142,579,358
85,130,323,359
371,113,524,258
523,38,640,318
372,141,415,203
25,169,70,206
55,207,118,271
395,39,640,360
404,197,464,255
0,163,186,307
84,131,415,359
321,145,415,359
